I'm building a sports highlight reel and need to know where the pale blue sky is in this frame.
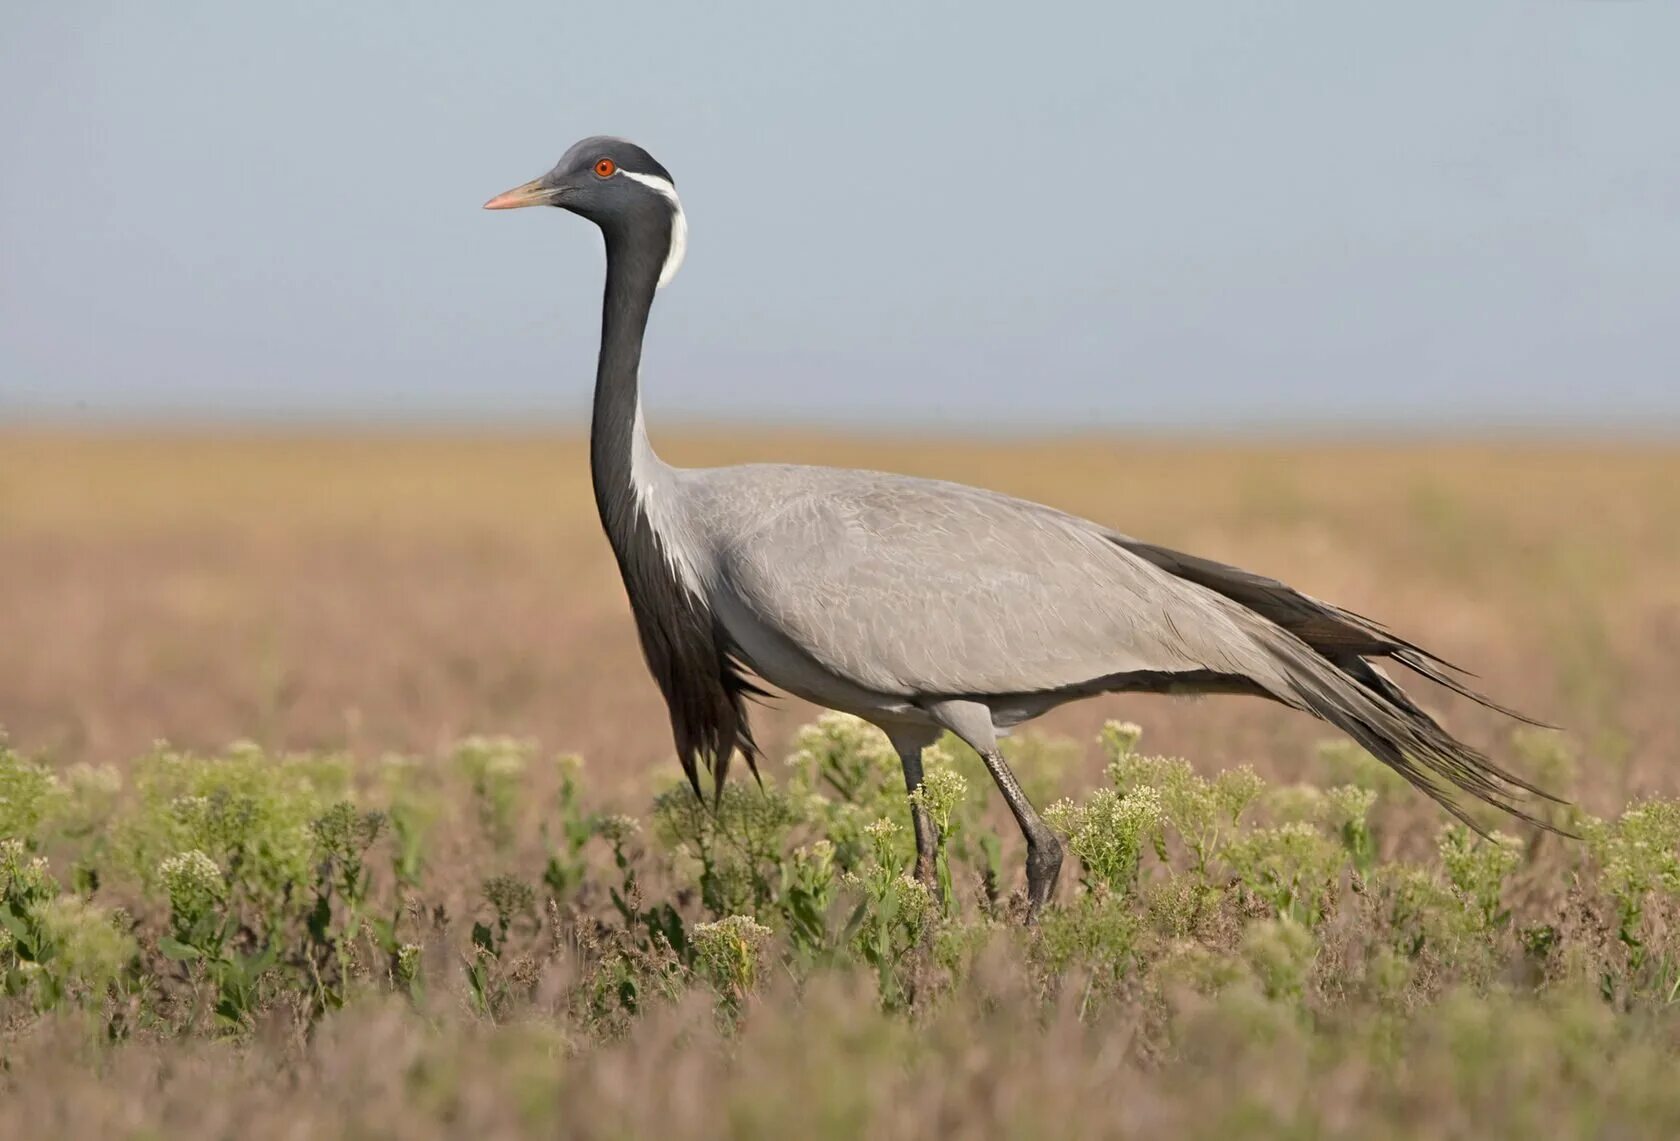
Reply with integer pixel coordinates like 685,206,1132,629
3,2,1677,431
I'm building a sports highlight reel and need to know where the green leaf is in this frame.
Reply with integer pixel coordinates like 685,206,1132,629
306,892,332,945
365,916,397,952
0,906,31,941
840,899,869,944
157,936,202,962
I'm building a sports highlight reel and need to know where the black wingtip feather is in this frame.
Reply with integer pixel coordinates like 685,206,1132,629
1392,649,1560,730
1104,530,1570,834
1267,630,1572,835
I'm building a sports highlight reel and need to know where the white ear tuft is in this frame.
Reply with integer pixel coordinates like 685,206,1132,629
621,170,688,288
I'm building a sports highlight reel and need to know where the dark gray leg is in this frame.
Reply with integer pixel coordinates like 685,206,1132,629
886,726,941,897
977,749,1063,920
926,700,1063,921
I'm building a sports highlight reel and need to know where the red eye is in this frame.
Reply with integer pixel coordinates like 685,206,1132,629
593,158,616,177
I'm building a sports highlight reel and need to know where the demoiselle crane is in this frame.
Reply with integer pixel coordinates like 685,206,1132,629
485,137,1558,919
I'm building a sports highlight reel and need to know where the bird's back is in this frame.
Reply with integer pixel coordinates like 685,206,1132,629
674,462,1282,703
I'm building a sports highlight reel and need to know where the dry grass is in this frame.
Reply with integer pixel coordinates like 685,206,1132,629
3,429,1680,1139
3,430,1678,807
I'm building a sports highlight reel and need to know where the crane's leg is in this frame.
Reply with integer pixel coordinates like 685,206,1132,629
925,700,1062,922
885,725,942,898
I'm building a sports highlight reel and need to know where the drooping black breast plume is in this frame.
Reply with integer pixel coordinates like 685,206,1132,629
607,505,765,802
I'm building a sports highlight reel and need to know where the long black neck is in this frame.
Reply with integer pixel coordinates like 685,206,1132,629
589,220,665,554
581,206,760,800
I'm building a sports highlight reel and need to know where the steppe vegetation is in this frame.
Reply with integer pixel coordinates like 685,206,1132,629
2,432,1678,1137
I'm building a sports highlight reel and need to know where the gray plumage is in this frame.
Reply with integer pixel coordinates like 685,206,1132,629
486,136,1561,917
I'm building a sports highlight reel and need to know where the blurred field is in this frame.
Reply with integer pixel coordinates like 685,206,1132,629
6,429,1680,1139
3,430,1678,807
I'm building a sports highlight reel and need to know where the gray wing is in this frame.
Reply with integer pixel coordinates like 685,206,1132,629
678,462,1561,830
681,464,1283,700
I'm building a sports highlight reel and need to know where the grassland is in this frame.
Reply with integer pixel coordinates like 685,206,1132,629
2,430,1679,1138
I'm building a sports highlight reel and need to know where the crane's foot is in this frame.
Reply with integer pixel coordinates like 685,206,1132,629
913,846,939,897
909,809,943,908
1022,833,1063,924
906,811,944,950
892,735,946,908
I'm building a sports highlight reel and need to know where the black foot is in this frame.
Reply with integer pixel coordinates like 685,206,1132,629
914,848,940,899
1023,833,1063,923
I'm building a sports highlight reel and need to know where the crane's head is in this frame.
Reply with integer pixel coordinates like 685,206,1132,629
484,136,687,287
